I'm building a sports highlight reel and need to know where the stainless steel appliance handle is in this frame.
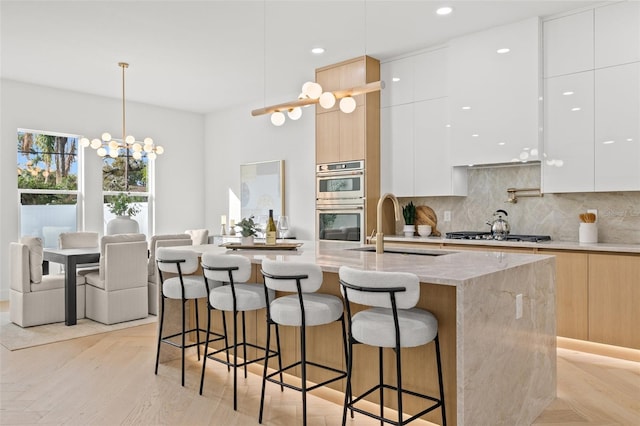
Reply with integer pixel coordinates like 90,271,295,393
316,205,364,211
316,169,364,177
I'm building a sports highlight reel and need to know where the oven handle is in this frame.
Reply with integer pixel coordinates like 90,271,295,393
316,169,364,178
316,205,364,211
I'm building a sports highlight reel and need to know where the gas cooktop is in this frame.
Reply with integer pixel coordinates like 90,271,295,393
445,231,551,243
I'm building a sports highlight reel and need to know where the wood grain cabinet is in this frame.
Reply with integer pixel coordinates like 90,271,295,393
315,56,379,164
588,253,640,349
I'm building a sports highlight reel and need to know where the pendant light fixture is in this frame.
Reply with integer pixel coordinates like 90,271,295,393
80,62,163,160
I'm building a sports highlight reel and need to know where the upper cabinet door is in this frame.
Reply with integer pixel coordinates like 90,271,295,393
594,62,640,191
380,104,414,196
595,1,640,68
543,71,595,193
449,17,541,166
413,48,448,102
380,56,414,108
544,10,594,78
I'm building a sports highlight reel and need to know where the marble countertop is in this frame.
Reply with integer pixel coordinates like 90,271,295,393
370,235,640,254
181,240,553,287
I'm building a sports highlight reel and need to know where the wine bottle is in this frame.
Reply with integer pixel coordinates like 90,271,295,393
266,209,277,245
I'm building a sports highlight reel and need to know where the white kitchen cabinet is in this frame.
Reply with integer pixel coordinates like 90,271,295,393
381,100,467,197
413,48,448,102
594,62,640,191
414,99,466,196
543,10,594,78
595,1,640,69
543,71,595,193
380,104,414,196
380,56,414,108
448,17,541,166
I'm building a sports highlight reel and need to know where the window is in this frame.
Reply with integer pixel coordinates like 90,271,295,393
17,129,80,247
101,149,151,238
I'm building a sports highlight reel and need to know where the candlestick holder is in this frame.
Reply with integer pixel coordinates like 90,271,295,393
220,224,226,235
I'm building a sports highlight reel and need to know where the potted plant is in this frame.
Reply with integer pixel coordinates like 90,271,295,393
106,193,141,235
236,215,258,245
402,201,416,237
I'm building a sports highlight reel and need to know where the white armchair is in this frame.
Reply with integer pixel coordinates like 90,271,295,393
9,236,86,327
147,234,192,315
84,234,148,325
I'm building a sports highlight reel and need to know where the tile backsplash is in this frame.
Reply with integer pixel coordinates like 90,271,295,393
402,164,640,244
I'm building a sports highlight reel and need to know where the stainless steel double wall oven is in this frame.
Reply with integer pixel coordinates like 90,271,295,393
316,160,365,243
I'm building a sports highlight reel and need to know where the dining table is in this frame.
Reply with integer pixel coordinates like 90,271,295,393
42,247,100,325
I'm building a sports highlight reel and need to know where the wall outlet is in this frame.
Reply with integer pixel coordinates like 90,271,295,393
516,294,523,319
444,211,451,222
587,209,598,221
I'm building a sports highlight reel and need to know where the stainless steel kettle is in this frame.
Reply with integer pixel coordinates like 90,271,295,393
487,209,510,240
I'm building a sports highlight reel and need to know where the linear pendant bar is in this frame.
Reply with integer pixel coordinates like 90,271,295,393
250,80,384,117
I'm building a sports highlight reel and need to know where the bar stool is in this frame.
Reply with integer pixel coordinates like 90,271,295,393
338,266,446,426
259,259,348,426
155,247,220,386
199,253,280,411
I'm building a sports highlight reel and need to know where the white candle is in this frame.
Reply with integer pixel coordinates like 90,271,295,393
230,219,235,226
221,215,227,225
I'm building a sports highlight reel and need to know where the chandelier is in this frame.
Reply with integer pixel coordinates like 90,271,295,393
79,62,163,160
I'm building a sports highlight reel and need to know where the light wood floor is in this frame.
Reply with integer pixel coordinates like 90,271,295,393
1,321,639,425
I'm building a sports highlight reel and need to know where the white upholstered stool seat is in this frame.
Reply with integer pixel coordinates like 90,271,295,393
199,253,279,411
351,307,438,348
338,266,446,426
162,275,208,300
210,283,273,312
270,293,344,327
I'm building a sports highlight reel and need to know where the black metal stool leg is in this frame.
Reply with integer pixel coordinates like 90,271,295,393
233,308,238,410
274,323,284,391
221,311,230,371
258,320,272,424
396,346,404,426
379,347,384,426
301,324,307,426
154,295,165,375
194,299,201,361
435,335,447,426
181,298,186,387
199,303,212,395
242,311,248,378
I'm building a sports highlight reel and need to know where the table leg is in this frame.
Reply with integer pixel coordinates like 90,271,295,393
65,257,77,326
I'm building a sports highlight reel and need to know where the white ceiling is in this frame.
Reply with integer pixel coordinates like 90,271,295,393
1,0,600,114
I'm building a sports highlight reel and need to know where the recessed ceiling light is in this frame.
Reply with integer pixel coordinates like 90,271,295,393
392,77,401,82
496,48,510,54
498,142,506,146
311,47,325,55
562,91,574,96
602,140,615,145
472,134,479,137
461,106,471,110
436,6,453,15
445,124,451,128
571,107,581,111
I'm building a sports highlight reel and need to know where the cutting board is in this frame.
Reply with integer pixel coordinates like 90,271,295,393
415,206,441,236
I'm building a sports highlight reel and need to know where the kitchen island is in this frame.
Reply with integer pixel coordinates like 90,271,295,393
159,241,556,425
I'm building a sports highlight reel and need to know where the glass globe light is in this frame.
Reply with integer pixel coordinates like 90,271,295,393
109,148,119,158
143,144,153,152
287,107,302,120
271,111,285,126
97,147,107,157
90,138,102,149
143,137,153,145
79,137,90,148
132,143,143,152
108,140,119,150
339,96,357,113
125,135,135,145
305,82,323,99
148,152,157,160
101,132,112,142
319,92,336,109
155,145,164,155
30,170,37,176
132,151,142,160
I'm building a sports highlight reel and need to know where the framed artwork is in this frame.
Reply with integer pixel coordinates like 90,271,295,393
240,160,284,223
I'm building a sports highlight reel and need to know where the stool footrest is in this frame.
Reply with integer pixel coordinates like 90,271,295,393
265,360,347,393
160,328,210,350
205,341,279,369
348,383,443,425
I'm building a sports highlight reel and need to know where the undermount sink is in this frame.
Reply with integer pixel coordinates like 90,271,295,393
348,246,451,256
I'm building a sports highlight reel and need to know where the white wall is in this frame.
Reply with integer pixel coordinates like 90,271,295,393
0,79,205,299
204,102,316,240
